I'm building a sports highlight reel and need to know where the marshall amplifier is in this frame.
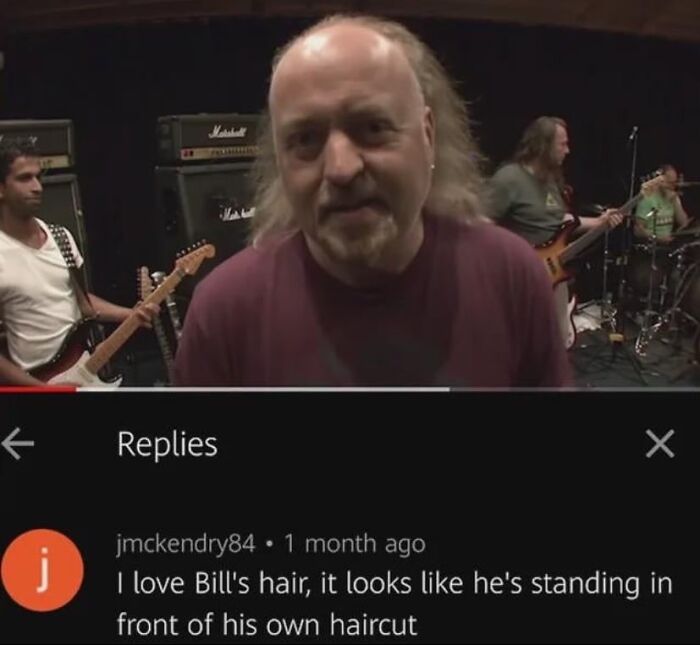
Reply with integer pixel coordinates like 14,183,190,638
40,173,94,290
157,113,260,164
154,161,256,297
0,119,75,171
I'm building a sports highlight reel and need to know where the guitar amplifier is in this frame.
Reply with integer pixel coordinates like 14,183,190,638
154,161,256,296
0,119,75,171
40,173,95,291
157,113,260,164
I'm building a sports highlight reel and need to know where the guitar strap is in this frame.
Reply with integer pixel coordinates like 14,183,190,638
47,223,97,319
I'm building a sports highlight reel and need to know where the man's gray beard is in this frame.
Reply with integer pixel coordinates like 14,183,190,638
318,216,399,268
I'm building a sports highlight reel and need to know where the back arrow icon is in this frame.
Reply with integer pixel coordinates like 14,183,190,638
2,427,35,460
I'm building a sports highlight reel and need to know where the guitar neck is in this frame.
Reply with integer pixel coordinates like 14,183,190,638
560,192,643,265
560,224,608,264
85,267,186,374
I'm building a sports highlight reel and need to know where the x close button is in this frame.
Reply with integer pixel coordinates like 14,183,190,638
646,429,675,459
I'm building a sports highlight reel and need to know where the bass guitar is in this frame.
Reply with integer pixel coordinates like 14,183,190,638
30,243,215,387
535,173,665,286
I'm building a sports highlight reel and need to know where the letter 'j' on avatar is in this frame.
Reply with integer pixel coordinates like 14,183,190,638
1,529,84,611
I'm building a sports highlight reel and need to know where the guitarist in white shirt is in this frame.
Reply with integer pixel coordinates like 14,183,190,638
489,116,624,346
0,137,158,386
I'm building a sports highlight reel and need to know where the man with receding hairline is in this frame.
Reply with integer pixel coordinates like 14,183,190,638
268,21,433,283
174,15,573,388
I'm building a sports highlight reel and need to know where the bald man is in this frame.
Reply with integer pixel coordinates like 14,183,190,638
174,15,573,387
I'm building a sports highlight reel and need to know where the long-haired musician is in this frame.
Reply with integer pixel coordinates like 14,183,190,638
173,16,573,387
488,116,624,345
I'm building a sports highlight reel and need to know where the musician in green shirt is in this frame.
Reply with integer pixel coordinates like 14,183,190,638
634,164,689,243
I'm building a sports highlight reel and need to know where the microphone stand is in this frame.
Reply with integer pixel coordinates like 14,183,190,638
579,127,649,385
614,127,638,336
606,126,648,383
152,270,184,341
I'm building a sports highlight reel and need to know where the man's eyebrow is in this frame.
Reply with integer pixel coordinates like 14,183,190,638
349,100,388,112
16,169,41,178
278,117,323,134
277,101,397,136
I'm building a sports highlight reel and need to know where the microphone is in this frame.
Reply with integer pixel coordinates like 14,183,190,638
628,126,639,142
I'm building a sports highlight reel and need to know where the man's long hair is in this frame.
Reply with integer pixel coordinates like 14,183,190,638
248,14,487,246
512,116,567,188
0,137,39,183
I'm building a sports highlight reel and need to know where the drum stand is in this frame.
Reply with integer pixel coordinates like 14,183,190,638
599,228,617,329
655,256,700,382
628,233,700,386
634,234,663,356
637,245,696,352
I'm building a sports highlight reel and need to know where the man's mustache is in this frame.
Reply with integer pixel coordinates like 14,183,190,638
319,194,386,220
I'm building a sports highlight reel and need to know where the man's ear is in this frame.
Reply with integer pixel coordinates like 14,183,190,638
423,106,435,164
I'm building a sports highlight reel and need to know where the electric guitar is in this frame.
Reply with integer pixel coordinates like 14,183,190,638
30,243,215,387
535,174,666,286
139,266,177,385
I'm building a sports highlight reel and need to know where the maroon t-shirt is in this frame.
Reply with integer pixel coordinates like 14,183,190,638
174,215,573,387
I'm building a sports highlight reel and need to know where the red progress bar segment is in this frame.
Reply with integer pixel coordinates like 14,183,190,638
0,387,77,393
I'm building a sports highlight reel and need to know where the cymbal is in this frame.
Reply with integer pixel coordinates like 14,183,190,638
673,226,700,237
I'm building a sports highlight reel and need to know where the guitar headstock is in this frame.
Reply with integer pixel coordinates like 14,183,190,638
640,171,666,196
175,241,216,276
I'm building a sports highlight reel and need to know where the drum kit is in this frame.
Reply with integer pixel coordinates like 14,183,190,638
577,178,700,373
630,221,700,357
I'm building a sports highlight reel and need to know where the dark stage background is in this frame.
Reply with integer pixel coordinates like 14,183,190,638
1,16,699,306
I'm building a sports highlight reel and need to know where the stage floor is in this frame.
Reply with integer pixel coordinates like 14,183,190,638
570,328,699,388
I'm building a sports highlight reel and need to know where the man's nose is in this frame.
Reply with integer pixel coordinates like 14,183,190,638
31,178,43,193
323,131,364,185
